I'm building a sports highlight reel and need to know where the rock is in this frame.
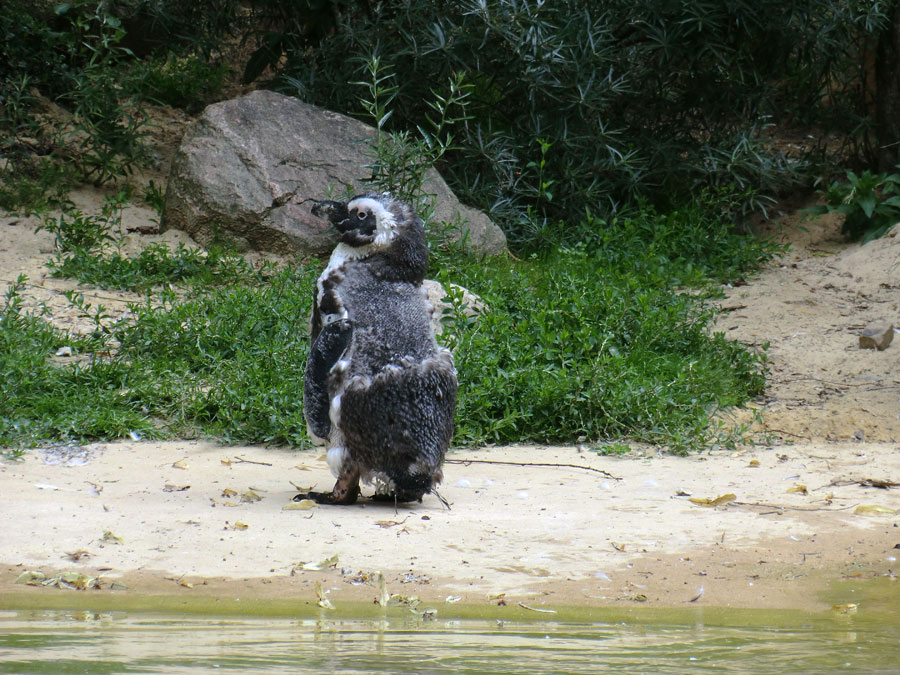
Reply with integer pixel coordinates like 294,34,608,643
858,324,894,351
423,279,485,336
161,90,506,257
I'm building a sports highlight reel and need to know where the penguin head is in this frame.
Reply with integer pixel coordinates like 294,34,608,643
312,192,401,250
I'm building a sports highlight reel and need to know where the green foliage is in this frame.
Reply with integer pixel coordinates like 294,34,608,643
808,169,900,242
433,204,773,451
0,1,150,196
275,0,893,246
353,55,472,218
56,2,150,184
0,266,315,447
38,196,270,291
125,53,227,112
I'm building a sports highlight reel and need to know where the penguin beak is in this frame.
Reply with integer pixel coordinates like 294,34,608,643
311,200,350,230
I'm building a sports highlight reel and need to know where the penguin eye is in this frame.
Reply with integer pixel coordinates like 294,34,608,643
357,210,368,221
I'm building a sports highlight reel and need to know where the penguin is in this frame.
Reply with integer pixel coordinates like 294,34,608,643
299,192,457,505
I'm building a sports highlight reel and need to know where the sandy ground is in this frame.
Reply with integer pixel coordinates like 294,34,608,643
1,145,899,612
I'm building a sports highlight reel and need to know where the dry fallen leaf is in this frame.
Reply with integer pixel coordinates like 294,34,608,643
375,518,408,528
689,493,736,507
786,484,808,495
283,499,317,511
163,483,190,493
296,554,339,571
56,572,101,590
172,460,189,470
64,549,91,562
226,521,249,530
240,490,262,503
748,459,760,467
854,504,899,516
221,488,238,498
101,530,124,544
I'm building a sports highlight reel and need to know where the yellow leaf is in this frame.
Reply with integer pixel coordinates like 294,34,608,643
229,521,249,530
748,459,760,467
689,493,736,507
240,490,262,503
101,530,124,544
786,484,808,495
854,504,899,516
172,460,189,470
283,500,317,511
221,488,238,498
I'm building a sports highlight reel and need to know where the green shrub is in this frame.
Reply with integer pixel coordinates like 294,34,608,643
125,53,228,112
808,168,900,242
273,0,890,247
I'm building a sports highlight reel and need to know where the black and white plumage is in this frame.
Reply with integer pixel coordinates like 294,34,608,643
300,192,457,505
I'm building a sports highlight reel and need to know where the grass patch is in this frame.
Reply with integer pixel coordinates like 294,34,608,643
1,200,777,451
433,203,775,451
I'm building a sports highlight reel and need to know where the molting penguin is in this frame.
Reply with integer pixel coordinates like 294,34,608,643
299,192,457,505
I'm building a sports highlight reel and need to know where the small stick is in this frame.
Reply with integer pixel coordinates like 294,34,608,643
445,458,621,480
233,456,273,466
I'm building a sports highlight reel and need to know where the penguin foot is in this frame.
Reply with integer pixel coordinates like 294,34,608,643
294,488,359,505
294,474,360,505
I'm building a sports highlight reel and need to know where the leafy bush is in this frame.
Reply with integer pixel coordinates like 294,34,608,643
808,169,900,242
272,0,890,247
125,53,228,112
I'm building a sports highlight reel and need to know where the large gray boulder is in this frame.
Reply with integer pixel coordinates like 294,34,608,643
160,90,507,257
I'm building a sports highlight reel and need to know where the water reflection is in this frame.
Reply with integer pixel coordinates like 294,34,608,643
1,608,898,674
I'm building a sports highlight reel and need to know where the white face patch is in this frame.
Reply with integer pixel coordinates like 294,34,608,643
347,196,398,248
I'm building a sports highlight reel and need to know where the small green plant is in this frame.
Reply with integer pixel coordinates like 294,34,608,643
354,53,472,220
808,168,900,242
37,193,128,253
142,180,166,216
39,196,269,292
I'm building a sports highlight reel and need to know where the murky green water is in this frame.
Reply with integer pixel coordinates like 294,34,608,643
1,605,898,674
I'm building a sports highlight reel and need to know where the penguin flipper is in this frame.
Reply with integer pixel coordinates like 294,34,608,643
303,318,351,441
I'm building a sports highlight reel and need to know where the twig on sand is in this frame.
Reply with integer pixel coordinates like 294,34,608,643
233,456,273,466
445,458,621,480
